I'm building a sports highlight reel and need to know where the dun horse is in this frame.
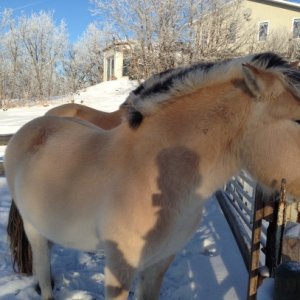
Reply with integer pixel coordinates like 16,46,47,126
45,103,124,129
5,53,300,300
5,103,125,278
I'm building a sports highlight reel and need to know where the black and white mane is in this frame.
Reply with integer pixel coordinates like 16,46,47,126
123,52,300,128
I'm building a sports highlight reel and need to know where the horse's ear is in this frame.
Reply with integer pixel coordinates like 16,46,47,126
242,63,283,100
242,64,264,98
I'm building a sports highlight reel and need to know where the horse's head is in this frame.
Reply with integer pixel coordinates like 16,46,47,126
240,53,300,196
122,52,300,196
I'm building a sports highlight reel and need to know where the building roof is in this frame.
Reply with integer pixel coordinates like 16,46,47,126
102,41,132,52
248,0,300,10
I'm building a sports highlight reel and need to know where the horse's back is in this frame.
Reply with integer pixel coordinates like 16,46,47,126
46,103,102,119
46,103,79,117
5,115,109,189
46,103,123,129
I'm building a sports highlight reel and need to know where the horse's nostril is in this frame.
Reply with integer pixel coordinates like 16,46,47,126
295,120,300,125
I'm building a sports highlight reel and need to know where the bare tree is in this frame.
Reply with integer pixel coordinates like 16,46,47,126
18,11,67,103
3,10,20,100
1,0,298,109
0,9,107,106
91,0,199,79
90,0,258,79
92,0,300,79
249,27,297,59
0,10,18,105
185,0,260,62
74,23,106,85
63,23,107,96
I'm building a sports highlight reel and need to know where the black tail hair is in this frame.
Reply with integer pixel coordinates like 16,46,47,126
7,199,33,275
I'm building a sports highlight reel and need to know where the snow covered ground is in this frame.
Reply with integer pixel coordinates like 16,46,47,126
0,80,272,299
0,79,137,135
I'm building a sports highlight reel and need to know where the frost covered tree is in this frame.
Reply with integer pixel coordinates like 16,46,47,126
90,0,197,79
64,23,107,94
91,0,259,78
0,10,68,105
0,9,22,104
0,9,108,106
189,0,257,61
91,0,299,79
18,11,67,102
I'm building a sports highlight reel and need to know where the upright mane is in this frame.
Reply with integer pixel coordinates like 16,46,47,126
123,52,300,128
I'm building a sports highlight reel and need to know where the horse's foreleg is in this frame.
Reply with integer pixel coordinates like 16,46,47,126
104,266,134,300
104,242,136,300
24,222,53,300
136,255,175,300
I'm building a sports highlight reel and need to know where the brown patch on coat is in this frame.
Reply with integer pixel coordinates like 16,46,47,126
28,127,57,153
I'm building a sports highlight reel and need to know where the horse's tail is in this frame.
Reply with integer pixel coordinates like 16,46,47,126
7,199,33,275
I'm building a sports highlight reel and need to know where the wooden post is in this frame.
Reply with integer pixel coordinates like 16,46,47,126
264,179,287,278
247,185,264,300
273,180,300,299
276,179,287,265
265,198,279,277
282,222,300,262
0,134,13,146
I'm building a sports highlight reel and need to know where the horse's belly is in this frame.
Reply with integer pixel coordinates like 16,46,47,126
13,165,106,252
52,229,102,252
30,212,102,251
39,216,102,252
17,193,103,252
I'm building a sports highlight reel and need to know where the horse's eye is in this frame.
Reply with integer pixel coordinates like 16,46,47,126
295,120,300,125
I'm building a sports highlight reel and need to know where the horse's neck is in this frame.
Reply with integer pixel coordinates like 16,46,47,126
125,82,251,195
142,81,250,145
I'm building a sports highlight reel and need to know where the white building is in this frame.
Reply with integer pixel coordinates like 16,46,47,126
102,41,131,81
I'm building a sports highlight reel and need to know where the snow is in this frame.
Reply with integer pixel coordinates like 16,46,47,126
0,79,137,135
285,221,300,239
279,261,300,273
0,79,272,299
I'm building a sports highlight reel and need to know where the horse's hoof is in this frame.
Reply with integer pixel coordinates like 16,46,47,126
34,283,41,295
34,279,55,295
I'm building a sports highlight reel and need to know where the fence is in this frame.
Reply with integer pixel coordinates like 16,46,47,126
217,171,300,299
0,134,12,176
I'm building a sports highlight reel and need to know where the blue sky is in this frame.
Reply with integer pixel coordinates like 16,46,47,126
1,0,300,42
0,0,96,41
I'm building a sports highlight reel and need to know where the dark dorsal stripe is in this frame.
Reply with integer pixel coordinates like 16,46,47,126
251,52,290,69
128,108,144,129
127,52,299,129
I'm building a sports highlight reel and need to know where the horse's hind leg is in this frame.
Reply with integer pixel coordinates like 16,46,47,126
24,222,53,300
136,255,175,300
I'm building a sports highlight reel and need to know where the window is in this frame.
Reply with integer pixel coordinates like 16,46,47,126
258,21,268,41
293,18,300,38
228,23,237,43
122,58,130,76
106,56,115,80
